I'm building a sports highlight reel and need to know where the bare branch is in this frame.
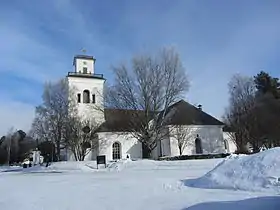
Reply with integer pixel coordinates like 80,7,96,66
31,78,73,160
223,74,258,153
170,125,196,155
105,47,189,157
64,116,101,161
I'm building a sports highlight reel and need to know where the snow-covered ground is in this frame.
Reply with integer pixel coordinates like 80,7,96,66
0,152,279,210
0,165,22,172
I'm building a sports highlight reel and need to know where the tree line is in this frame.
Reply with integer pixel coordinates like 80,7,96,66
0,129,36,164
224,71,280,153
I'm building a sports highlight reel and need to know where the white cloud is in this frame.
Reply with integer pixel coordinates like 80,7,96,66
0,100,35,136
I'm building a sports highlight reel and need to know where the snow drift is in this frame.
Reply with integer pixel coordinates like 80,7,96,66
186,147,280,192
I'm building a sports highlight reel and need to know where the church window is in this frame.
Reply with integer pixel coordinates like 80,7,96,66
83,67,87,74
92,94,96,103
83,90,90,103
77,94,81,103
112,142,121,160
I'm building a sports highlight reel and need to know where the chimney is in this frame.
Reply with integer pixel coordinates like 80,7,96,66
198,104,202,110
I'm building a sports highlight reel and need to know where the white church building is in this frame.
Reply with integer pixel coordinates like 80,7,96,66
66,55,236,161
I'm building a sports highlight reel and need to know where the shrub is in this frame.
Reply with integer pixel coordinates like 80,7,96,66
158,153,231,161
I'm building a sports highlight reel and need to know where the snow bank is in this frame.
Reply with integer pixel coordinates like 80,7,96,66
188,147,280,192
46,161,97,172
47,160,133,172
107,159,133,171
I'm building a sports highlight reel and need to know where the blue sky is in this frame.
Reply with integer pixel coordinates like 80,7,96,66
0,0,280,134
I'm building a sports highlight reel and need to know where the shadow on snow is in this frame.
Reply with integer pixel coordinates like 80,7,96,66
181,196,280,210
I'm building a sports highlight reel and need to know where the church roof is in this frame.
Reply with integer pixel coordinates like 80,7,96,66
98,109,146,132
161,100,224,126
98,100,224,132
223,125,235,132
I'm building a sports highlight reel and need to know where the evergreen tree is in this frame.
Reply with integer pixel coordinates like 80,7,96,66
254,71,280,98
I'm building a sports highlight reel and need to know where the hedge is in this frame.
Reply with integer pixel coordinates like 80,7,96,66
158,153,231,161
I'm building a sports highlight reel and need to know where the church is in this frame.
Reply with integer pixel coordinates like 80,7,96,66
65,54,236,161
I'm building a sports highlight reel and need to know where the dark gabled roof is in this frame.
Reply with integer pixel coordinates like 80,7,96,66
97,109,146,132
223,125,235,132
162,100,224,126
98,100,224,132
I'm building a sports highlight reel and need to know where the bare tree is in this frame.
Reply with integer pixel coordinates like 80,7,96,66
171,125,194,156
223,74,257,152
31,77,107,161
31,79,71,160
65,116,100,161
30,115,51,142
0,127,15,165
106,47,189,157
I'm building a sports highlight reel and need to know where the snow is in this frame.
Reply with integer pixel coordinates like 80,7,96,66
0,165,21,172
186,147,280,193
0,154,279,210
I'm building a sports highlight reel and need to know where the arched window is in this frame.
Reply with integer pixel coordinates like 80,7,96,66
83,90,90,103
195,135,203,154
112,142,121,160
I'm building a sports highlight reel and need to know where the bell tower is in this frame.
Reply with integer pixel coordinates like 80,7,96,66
67,54,106,124
73,55,95,74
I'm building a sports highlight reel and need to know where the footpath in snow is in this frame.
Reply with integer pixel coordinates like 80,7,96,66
0,159,132,174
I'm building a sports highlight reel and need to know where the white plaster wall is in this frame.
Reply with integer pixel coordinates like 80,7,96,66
151,143,160,159
67,150,76,161
97,132,142,161
151,129,171,159
169,125,226,156
75,58,95,74
32,151,41,165
223,132,237,153
66,148,98,161
160,135,171,157
84,148,96,161
67,76,105,124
